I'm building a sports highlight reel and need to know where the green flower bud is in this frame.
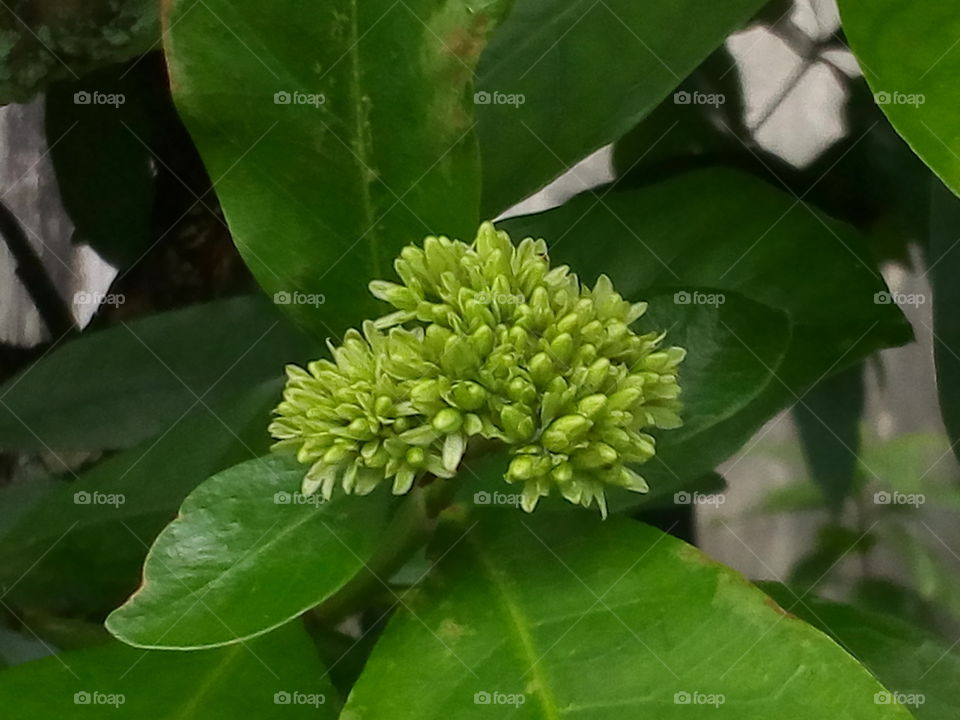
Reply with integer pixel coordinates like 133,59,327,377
528,352,554,388
541,414,592,452
549,333,575,365
451,381,487,411
577,394,608,419
500,404,535,441
405,446,426,466
507,454,538,482
432,408,463,433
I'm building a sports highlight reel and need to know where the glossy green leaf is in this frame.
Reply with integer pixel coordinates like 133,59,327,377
625,288,789,497
0,624,336,719
839,0,960,196
762,583,960,720
106,454,397,649
476,0,766,214
611,46,747,184
0,296,309,452
502,168,912,482
0,379,281,616
343,511,911,718
163,0,511,335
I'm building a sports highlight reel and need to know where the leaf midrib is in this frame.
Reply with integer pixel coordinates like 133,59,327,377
347,0,381,279
470,535,562,720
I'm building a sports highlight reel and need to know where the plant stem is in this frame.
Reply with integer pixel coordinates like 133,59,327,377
312,475,462,626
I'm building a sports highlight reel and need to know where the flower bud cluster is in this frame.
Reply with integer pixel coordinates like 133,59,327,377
270,223,684,515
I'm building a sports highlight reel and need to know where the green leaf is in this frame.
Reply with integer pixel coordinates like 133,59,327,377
794,362,865,511
0,296,309,452
611,46,747,184
502,168,912,482
46,63,155,268
839,0,960,196
623,288,789,497
0,379,281,616
930,179,960,463
762,582,960,720
163,0,511,335
343,511,912,718
106,454,397,649
0,624,337,718
475,0,766,214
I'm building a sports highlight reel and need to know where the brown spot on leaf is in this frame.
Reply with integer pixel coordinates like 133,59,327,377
445,13,491,67
763,593,798,619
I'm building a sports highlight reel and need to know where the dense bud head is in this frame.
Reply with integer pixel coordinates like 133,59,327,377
269,223,685,516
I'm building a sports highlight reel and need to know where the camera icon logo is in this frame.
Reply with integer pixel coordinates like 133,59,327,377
473,90,491,105
273,291,292,305
674,691,692,704
674,291,691,305
474,491,491,505
73,691,91,705
673,491,691,505
474,691,491,705
274,691,291,704
673,91,691,105
74,491,91,505
873,491,891,505
274,91,292,105
73,91,92,105
274,491,292,505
